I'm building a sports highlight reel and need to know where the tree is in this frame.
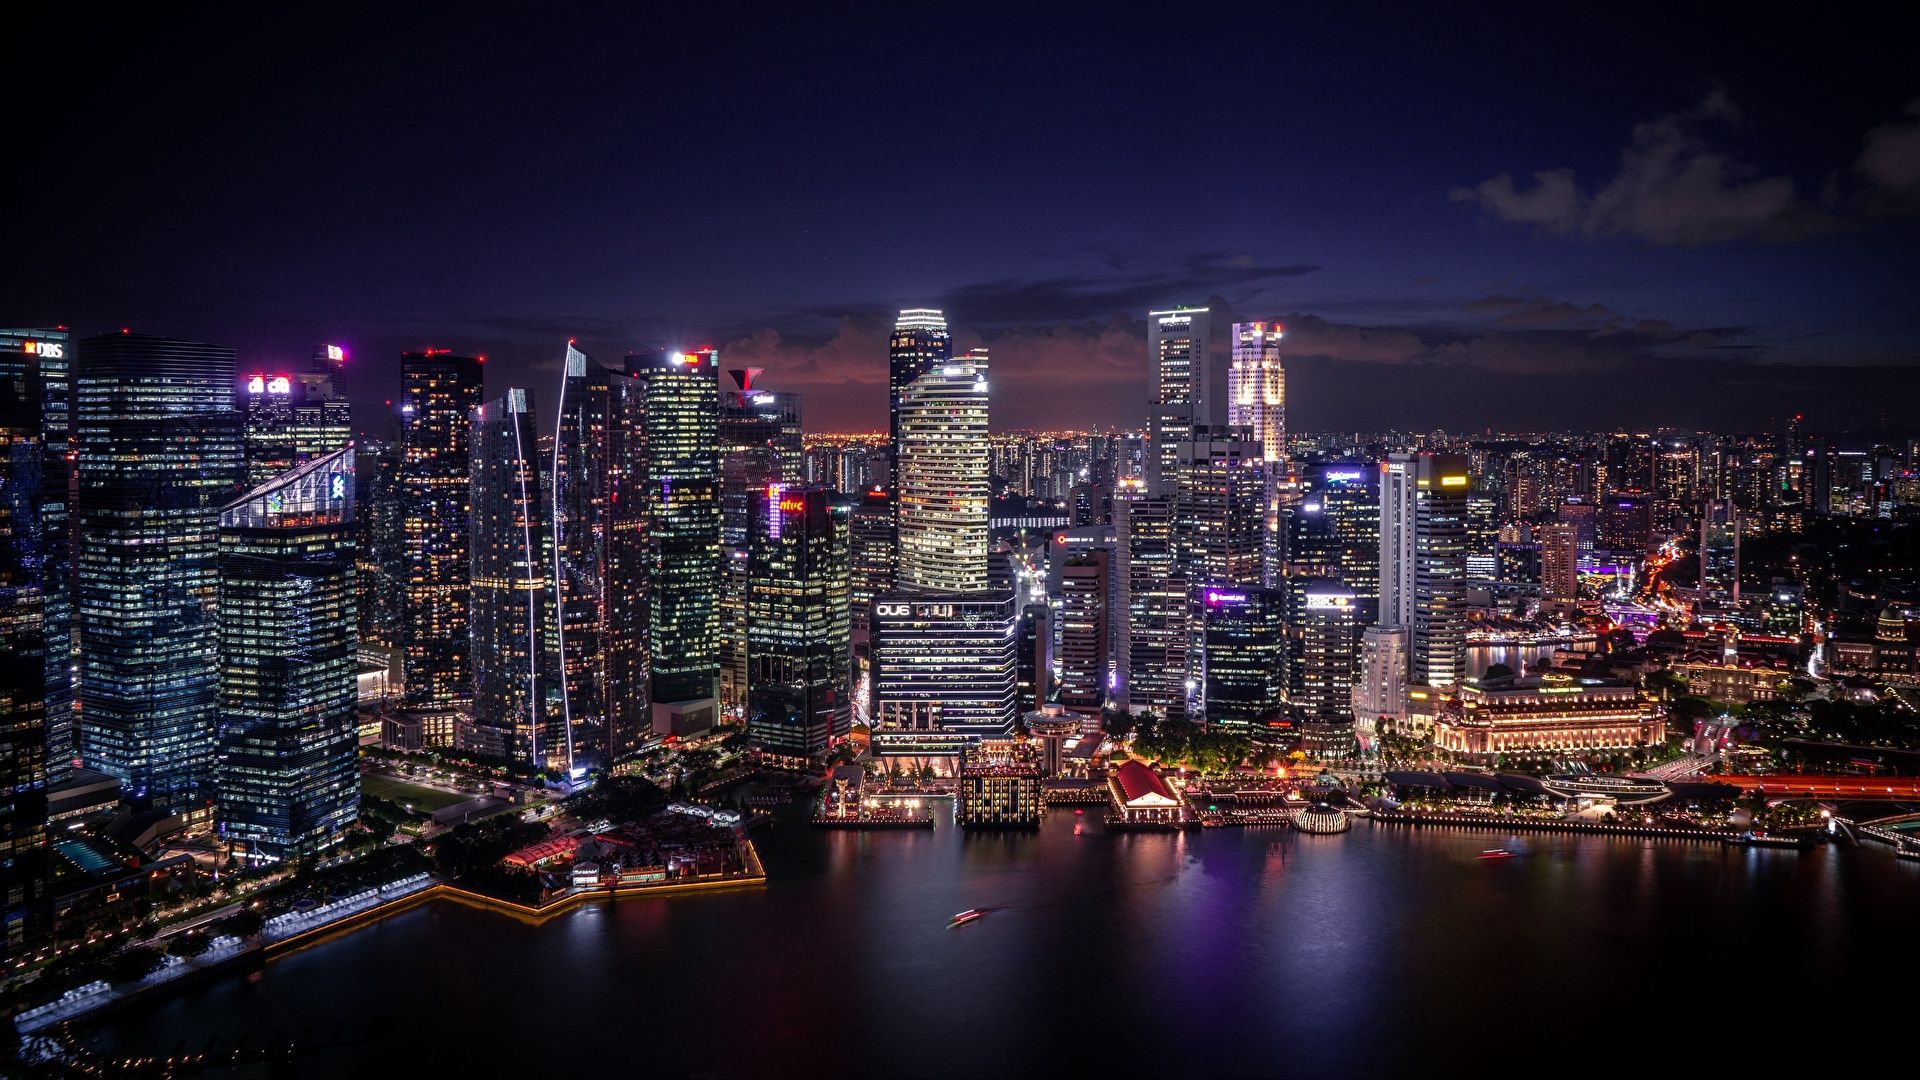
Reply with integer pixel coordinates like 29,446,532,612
108,946,165,984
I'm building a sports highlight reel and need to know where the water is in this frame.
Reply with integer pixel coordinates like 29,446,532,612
78,806,1919,1076
1465,641,1588,680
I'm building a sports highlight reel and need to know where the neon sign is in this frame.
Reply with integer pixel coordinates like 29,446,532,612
325,344,346,362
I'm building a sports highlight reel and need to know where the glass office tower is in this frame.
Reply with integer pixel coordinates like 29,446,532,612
746,485,851,761
624,348,721,708
215,447,359,861
75,332,244,812
888,309,951,500
468,389,557,768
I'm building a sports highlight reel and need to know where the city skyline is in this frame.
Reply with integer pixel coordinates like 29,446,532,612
10,9,1919,435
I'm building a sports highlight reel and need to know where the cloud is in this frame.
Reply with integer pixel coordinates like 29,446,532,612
1857,99,1920,192
1451,90,1819,245
1463,294,1618,328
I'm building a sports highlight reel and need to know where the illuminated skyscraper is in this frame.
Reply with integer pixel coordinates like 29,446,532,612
1229,321,1285,576
215,447,359,861
398,350,483,712
895,350,990,593
625,347,721,710
1378,453,1471,689
870,593,1019,754
719,368,803,715
888,309,951,501
1056,551,1110,716
1699,500,1740,611
467,389,557,768
603,365,653,760
1286,577,1359,720
1146,306,1211,494
1284,463,1379,624
239,360,350,487
848,486,894,642
75,332,245,811
550,343,615,768
746,485,851,761
1116,494,1186,720
1173,426,1267,587
1351,624,1409,748
1,329,57,946
1539,522,1579,601
3,329,73,785
1199,586,1283,728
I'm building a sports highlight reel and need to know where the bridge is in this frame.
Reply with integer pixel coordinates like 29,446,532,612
1710,774,1920,800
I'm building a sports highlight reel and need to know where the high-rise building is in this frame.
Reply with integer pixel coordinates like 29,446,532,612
215,447,359,861
895,350,990,593
1056,551,1110,716
549,343,615,769
625,348,721,710
1539,522,1580,602
1173,426,1267,587
354,436,405,649
848,487,894,643
719,367,803,717
870,593,1019,752
1699,500,1741,611
1286,578,1360,721
888,309,951,501
398,350,483,712
1229,321,1285,577
1,329,55,947
466,389,556,768
1146,307,1211,494
3,329,73,783
603,364,653,761
239,362,350,487
75,333,245,811
1284,463,1379,624
1599,491,1652,554
1116,494,1186,720
1378,453,1470,690
1199,586,1283,728
1016,602,1050,715
1351,624,1410,746
745,485,851,761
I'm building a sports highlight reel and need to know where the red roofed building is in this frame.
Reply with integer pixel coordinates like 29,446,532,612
1107,760,1185,824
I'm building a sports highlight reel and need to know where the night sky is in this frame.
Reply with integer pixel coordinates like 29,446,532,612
11,6,1918,434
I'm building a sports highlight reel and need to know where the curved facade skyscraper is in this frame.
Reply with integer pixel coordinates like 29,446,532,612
895,350,990,594
888,309,950,503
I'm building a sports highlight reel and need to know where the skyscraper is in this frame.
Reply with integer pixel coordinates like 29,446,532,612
1539,522,1580,602
719,368,803,716
1199,586,1283,728
745,485,851,761
1699,500,1740,611
467,389,556,768
1,329,55,947
603,364,653,760
895,350,991,593
1286,577,1359,720
75,332,244,811
1351,624,1409,748
1229,321,1285,577
1116,494,1187,720
888,309,951,500
1146,306,1211,494
215,447,359,861
398,350,483,713
848,486,894,642
1378,453,1471,690
1056,551,1110,716
3,329,73,782
625,347,721,711
239,362,350,487
1173,427,1267,587
550,343,618,768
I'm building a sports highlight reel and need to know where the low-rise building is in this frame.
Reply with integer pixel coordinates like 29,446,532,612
958,759,1042,828
1433,673,1662,761
1106,760,1185,824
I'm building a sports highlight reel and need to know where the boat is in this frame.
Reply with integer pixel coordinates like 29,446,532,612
948,908,991,927
1479,848,1515,860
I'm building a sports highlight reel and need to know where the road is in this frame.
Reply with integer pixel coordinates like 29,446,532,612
1709,774,1920,799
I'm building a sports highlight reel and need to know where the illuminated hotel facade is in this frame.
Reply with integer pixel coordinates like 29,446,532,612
214,447,359,860
75,332,245,812
398,350,483,713
1432,673,1663,761
895,350,990,594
